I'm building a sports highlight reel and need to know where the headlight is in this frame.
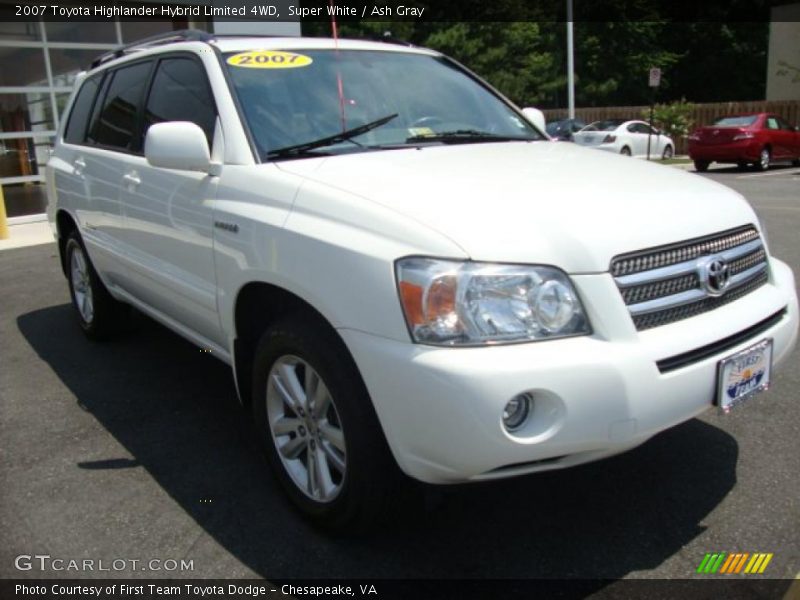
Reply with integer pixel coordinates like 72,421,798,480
396,258,591,346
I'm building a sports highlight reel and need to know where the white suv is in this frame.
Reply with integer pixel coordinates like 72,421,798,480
47,31,798,529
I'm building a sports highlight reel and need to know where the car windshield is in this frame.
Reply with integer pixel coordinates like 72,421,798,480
581,119,625,132
223,49,543,159
713,116,758,127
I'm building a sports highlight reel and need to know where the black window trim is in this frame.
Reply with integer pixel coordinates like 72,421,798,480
62,71,105,147
61,50,222,159
141,50,220,152
82,57,157,157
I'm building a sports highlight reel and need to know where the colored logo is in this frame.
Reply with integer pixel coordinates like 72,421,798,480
696,552,773,574
226,51,313,69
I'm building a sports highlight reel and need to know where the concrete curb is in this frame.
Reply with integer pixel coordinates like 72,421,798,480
0,220,55,251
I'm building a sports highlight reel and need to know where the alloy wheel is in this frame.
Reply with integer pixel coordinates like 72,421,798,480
70,247,94,324
266,355,347,502
759,149,770,171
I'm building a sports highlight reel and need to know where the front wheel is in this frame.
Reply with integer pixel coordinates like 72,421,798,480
661,145,673,160
620,146,632,156
252,315,399,530
65,232,127,340
694,160,710,172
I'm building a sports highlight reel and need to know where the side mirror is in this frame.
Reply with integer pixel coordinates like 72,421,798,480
145,122,211,172
521,107,547,133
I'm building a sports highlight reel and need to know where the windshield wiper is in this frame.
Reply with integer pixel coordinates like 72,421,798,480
266,113,399,160
405,129,536,144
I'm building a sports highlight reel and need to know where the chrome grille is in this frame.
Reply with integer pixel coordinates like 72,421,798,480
610,227,760,277
611,226,769,331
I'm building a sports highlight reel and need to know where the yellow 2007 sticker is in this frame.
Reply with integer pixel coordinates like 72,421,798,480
227,50,313,69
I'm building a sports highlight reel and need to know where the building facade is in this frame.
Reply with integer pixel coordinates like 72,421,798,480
766,4,800,102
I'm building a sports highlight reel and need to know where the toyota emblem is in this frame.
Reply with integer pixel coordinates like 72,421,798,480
700,256,730,296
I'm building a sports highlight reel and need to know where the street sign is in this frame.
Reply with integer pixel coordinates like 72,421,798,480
649,67,662,88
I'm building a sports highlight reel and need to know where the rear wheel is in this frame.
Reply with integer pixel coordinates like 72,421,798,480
252,314,399,531
661,145,673,160
694,160,710,172
65,231,128,340
756,147,771,171
620,146,631,156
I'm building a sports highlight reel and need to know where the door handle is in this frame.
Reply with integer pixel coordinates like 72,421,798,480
122,172,141,186
73,157,86,176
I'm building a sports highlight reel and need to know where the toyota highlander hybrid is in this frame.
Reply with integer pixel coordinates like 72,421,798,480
46,31,799,529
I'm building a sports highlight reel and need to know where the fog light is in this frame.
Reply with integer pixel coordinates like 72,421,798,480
503,393,532,432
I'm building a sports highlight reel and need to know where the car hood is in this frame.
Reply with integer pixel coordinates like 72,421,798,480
275,141,758,273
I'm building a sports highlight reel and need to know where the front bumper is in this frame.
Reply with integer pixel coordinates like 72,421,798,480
340,259,798,484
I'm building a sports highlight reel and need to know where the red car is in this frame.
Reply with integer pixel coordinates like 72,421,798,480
688,112,800,172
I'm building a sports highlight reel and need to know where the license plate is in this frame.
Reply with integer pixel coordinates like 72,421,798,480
716,339,773,413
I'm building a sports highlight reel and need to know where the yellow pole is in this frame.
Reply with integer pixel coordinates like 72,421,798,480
0,184,9,240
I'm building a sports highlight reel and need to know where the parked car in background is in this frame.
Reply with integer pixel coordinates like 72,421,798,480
546,117,587,141
688,113,800,172
573,119,674,159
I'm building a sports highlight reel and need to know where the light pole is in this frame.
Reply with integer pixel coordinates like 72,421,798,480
567,0,575,119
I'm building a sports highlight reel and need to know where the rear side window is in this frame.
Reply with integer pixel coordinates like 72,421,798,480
87,61,152,152
64,75,101,145
143,57,216,147
713,116,758,127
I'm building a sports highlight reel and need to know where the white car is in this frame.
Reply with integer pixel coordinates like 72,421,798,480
573,118,675,158
46,31,798,529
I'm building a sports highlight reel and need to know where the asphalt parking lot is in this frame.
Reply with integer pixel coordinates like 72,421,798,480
0,164,798,592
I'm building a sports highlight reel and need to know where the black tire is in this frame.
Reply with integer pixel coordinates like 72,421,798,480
65,231,128,340
755,147,770,171
251,314,399,531
792,158,800,167
661,145,673,160
694,160,710,172
620,146,632,156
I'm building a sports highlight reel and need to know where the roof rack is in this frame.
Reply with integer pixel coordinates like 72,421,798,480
89,29,214,69
369,31,416,47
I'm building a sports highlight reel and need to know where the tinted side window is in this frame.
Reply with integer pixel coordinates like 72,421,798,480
766,117,779,130
64,74,101,145
88,61,152,151
144,58,216,146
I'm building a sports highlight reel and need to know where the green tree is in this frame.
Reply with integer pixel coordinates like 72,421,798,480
666,22,769,102
642,98,696,140
423,22,555,105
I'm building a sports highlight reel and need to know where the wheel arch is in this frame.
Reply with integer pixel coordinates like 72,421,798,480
55,209,78,277
232,281,353,409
